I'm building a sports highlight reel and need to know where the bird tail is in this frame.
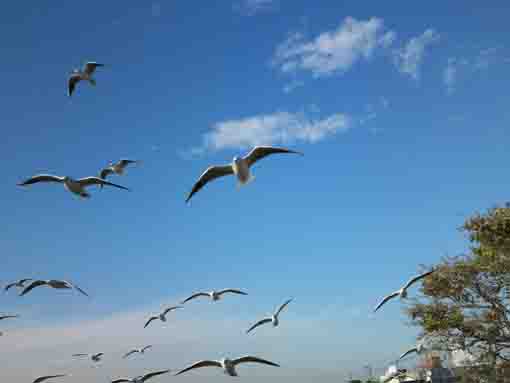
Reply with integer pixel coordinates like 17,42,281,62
237,175,255,189
89,78,96,86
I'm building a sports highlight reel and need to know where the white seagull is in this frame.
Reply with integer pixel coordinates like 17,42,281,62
33,375,67,383
399,342,426,360
17,174,129,198
175,356,280,377
72,352,104,362
4,278,32,292
185,146,302,202
20,279,88,297
99,159,139,188
246,298,292,334
181,289,247,304
111,370,170,383
373,269,436,313
68,62,104,97
123,345,153,359
144,306,182,328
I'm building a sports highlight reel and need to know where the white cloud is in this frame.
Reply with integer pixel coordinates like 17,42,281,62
194,111,351,153
394,29,440,80
443,58,457,94
283,79,305,93
273,17,395,77
235,0,277,15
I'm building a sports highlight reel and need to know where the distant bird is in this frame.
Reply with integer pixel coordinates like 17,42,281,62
111,369,170,383
181,289,247,304
17,174,129,198
123,345,152,359
399,343,426,360
0,314,19,321
185,146,302,202
20,280,88,297
99,159,139,188
144,306,182,328
72,353,104,362
175,356,280,377
4,278,32,292
373,269,436,313
33,375,67,383
68,62,104,97
246,299,292,334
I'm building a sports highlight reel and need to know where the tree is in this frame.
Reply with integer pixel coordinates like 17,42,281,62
407,204,510,381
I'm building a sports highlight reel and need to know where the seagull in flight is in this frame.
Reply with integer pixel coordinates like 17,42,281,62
181,289,247,304
374,269,436,313
68,62,104,97
246,299,292,334
99,159,139,188
0,314,19,321
17,174,129,198
5,278,32,292
20,279,88,297
123,345,152,359
111,370,170,383
33,375,67,383
185,146,302,203
72,353,104,362
144,306,182,328
175,356,280,377
399,342,426,360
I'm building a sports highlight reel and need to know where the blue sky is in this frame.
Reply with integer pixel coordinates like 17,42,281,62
1,0,510,381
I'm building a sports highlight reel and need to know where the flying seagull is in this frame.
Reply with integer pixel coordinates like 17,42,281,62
246,298,292,334
374,269,436,313
185,146,302,203
99,159,139,188
144,306,182,328
111,370,170,383
123,345,152,359
17,174,129,198
68,62,104,97
72,353,104,362
399,343,426,360
0,314,19,321
20,280,88,297
175,356,280,377
33,375,67,383
5,278,32,292
181,289,247,304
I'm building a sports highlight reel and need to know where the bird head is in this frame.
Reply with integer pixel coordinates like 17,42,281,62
233,156,240,163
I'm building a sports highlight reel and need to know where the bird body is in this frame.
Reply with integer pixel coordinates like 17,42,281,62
68,62,104,97
144,306,182,328
246,299,292,334
232,156,252,185
111,369,170,383
180,289,247,304
175,356,280,377
123,345,152,359
99,159,139,187
73,353,104,362
20,279,88,297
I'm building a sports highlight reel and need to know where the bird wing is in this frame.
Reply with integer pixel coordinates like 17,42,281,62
399,347,418,360
180,292,210,304
18,174,65,186
83,62,104,75
118,159,138,167
217,288,248,297
246,318,272,334
4,282,16,291
111,379,131,383
20,278,33,284
20,280,48,296
72,353,88,357
232,356,280,368
185,165,234,203
403,269,436,290
141,369,171,382
244,146,303,168
65,281,89,297
144,316,158,328
94,353,104,358
123,350,138,358
77,177,130,190
141,345,152,352
373,291,400,313
275,298,293,316
0,315,19,320
68,74,81,97
33,375,67,383
99,167,114,180
174,360,222,376
162,306,182,315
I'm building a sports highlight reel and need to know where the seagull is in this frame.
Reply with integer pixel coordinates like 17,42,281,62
99,159,139,188
123,345,152,359
33,375,67,383
0,314,19,321
373,269,436,313
111,370,170,383
4,278,32,292
17,174,129,198
399,343,425,360
73,353,104,362
144,306,182,328
246,299,292,334
185,146,302,203
181,289,247,304
20,279,88,297
175,356,280,377
68,62,104,97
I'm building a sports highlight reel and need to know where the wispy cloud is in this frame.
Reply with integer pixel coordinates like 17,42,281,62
443,58,457,94
234,0,278,16
283,79,305,93
393,29,440,80
273,17,395,77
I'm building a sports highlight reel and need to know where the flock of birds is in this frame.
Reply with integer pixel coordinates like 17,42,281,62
5,62,438,383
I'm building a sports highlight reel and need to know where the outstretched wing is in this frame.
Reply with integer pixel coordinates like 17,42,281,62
162,306,182,315
118,159,138,167
4,282,17,291
244,146,302,168
275,298,293,316
246,318,272,334
232,356,280,368
403,269,436,290
141,345,152,353
373,291,400,313
0,315,19,320
122,350,138,359
185,165,234,203
111,379,131,383
72,353,88,357
399,347,418,360
18,174,64,186
68,74,81,97
217,288,248,297
65,281,89,297
20,280,48,296
174,360,222,376
33,375,67,383
180,292,210,304
144,316,158,328
141,369,171,382
83,62,104,75
77,177,130,191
